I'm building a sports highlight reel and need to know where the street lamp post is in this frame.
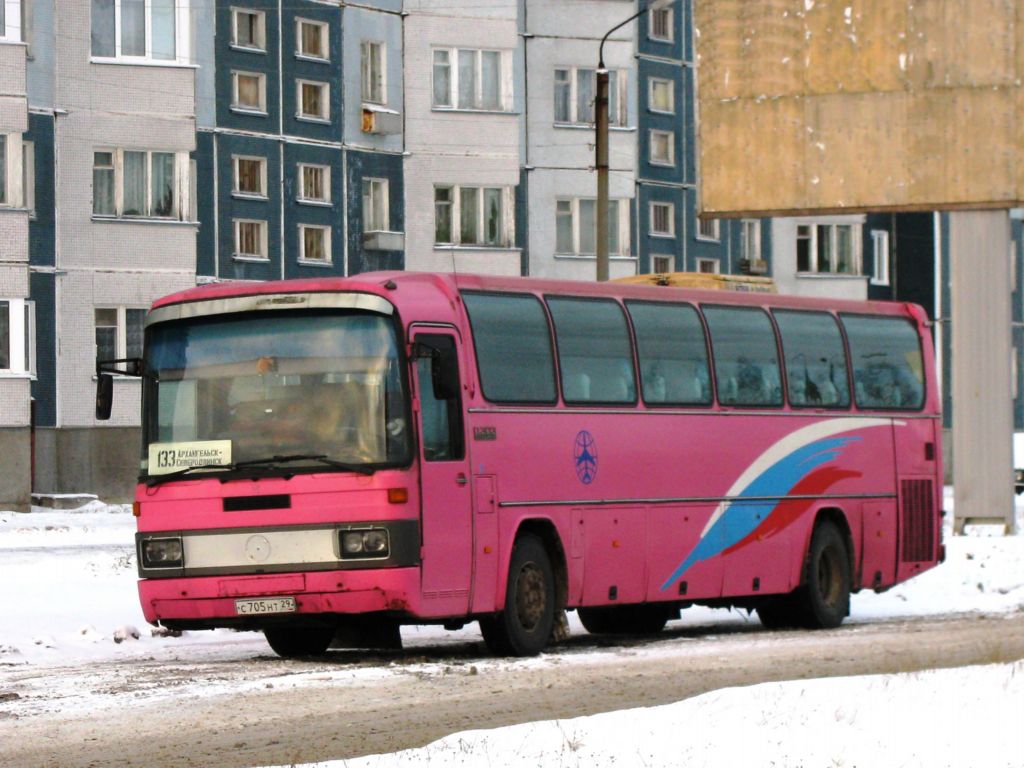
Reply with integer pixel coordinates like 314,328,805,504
596,0,675,282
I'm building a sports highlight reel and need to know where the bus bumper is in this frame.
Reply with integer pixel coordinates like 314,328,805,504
138,567,420,627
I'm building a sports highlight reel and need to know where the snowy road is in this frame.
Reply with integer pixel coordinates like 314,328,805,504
2,611,1023,768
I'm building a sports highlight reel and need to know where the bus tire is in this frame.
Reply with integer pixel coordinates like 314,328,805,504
479,534,555,657
263,625,334,658
797,520,851,629
578,605,670,635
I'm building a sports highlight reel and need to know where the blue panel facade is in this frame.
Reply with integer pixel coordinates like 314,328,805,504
27,112,55,268
283,142,345,279
29,272,56,427
281,3,343,143
194,130,216,278
216,1,281,133
345,149,404,276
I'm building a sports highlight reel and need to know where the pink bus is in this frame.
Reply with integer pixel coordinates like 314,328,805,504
96,272,943,657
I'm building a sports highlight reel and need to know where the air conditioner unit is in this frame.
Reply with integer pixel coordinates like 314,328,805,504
362,107,402,135
363,231,405,251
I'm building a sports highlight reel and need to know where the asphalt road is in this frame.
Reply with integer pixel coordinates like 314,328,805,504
2,612,1023,768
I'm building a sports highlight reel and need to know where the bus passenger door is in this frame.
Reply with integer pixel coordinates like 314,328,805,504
412,331,473,616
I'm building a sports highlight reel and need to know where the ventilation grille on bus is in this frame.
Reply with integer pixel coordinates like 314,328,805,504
900,479,935,562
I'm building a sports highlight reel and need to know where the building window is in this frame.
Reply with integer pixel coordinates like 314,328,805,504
297,80,329,121
650,201,674,237
432,48,509,111
649,77,674,113
234,219,267,259
553,67,627,126
231,8,265,52
233,155,266,197
649,5,673,42
92,149,182,219
94,307,145,368
652,255,672,273
434,185,511,247
741,219,761,261
871,229,890,285
796,222,861,275
362,178,388,232
649,129,675,166
554,198,629,257
697,258,720,274
232,71,266,113
91,0,177,61
22,140,34,216
298,163,330,204
296,17,328,61
361,41,385,105
1,1,23,42
0,298,35,374
698,217,720,241
299,224,331,263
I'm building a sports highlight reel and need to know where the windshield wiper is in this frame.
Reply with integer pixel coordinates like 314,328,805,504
145,462,237,487
233,454,376,476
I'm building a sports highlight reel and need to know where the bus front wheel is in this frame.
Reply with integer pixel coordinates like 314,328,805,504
479,534,555,657
263,625,334,658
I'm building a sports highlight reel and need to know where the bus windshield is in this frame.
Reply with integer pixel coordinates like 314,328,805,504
143,311,410,475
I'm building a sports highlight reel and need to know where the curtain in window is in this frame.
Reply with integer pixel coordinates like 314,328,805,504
553,69,570,123
301,22,323,58
579,199,596,254
151,152,175,217
237,75,260,108
0,301,9,369
236,12,257,48
483,188,502,245
432,51,451,107
93,152,115,215
238,222,260,255
607,200,620,255
836,225,853,273
237,158,260,194
460,187,478,244
302,83,324,118
362,43,383,104
302,166,324,200
303,228,325,261
480,52,500,110
152,0,176,60
121,0,145,56
126,309,146,359
363,180,386,231
91,0,115,56
458,50,476,109
607,71,620,126
95,309,118,366
434,187,452,243
817,224,833,272
577,70,594,124
122,151,147,215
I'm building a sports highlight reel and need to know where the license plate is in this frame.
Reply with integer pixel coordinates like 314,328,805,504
235,597,296,615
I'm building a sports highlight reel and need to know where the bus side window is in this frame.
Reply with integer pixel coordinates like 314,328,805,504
416,335,465,461
626,300,712,407
841,314,925,410
774,310,851,409
703,305,783,407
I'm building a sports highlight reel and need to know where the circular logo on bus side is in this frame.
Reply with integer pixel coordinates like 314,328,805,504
574,430,598,485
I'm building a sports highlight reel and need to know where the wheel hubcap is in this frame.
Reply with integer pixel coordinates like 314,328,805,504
515,561,546,632
817,546,842,607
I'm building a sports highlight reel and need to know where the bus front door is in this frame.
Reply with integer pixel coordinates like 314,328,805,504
412,330,473,616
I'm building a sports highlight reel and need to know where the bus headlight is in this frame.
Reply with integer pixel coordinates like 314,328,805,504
141,537,184,568
340,529,390,559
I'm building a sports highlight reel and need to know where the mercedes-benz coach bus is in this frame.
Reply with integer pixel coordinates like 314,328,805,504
97,272,943,657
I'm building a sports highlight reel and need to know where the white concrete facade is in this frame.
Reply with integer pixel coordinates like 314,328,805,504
403,0,523,275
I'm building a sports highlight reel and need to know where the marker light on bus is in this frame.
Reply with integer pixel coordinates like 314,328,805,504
141,537,184,569
340,529,390,559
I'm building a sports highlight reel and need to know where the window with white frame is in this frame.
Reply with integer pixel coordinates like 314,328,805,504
741,219,761,261
696,258,720,274
0,298,35,375
296,17,328,61
362,178,388,232
91,0,181,61
650,201,674,237
361,41,385,105
232,155,266,197
232,71,266,113
649,129,675,166
299,224,331,263
649,5,673,42
297,80,329,121
0,133,23,208
231,7,265,52
92,149,184,219
649,77,674,113
697,217,720,241
796,222,861,275
555,198,629,257
652,255,672,273
298,163,330,203
871,229,890,285
22,140,33,216
1,0,21,42
234,219,267,259
432,48,509,111
553,67,627,126
94,307,145,369
434,185,512,247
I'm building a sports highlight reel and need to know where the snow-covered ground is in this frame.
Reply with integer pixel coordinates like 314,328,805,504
2,490,1022,767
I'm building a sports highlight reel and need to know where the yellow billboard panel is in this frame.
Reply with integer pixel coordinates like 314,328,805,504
695,0,1024,216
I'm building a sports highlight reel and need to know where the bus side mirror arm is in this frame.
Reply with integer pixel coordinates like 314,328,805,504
95,357,146,421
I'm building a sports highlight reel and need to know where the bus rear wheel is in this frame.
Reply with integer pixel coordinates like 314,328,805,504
797,520,851,629
263,625,334,658
479,534,555,657
578,605,670,635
